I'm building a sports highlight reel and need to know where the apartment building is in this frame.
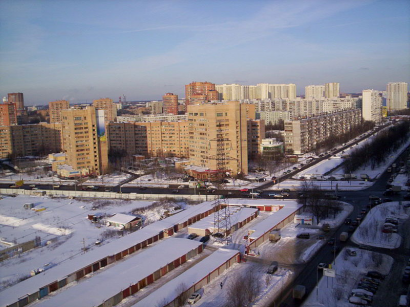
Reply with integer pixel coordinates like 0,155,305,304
185,81,219,106
325,83,340,98
362,90,382,123
107,121,189,158
387,82,408,111
247,120,265,159
92,98,117,123
187,101,250,177
49,100,70,123
0,102,17,126
61,106,108,176
305,85,325,99
162,93,179,115
284,109,362,154
0,122,62,159
258,110,291,125
216,83,296,100
146,101,163,115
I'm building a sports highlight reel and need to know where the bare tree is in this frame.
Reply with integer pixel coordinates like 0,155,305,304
175,282,188,307
226,266,260,307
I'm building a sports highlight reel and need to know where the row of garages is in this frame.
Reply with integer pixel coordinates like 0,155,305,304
1,201,221,307
31,239,204,307
133,249,241,307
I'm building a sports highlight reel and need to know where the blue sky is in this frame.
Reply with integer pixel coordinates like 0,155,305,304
0,0,409,105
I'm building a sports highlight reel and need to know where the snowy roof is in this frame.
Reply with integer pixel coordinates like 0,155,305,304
132,249,239,307
247,201,302,239
33,238,202,307
0,201,216,307
106,213,139,224
189,207,258,231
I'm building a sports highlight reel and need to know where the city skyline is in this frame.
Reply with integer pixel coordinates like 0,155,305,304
1,0,409,105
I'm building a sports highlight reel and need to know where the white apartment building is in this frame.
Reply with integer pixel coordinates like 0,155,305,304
387,82,408,111
305,85,325,99
258,110,291,125
216,83,296,100
325,82,340,98
362,90,382,123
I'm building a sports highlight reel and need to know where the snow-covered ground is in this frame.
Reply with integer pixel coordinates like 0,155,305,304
0,196,154,290
80,172,132,187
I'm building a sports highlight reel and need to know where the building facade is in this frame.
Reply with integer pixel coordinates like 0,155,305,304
305,85,325,99
49,100,70,124
185,82,219,106
362,90,382,123
216,83,296,100
387,82,408,111
284,109,362,154
0,122,62,159
0,102,17,126
92,98,117,123
61,106,108,176
187,101,249,177
162,93,179,115
325,83,340,98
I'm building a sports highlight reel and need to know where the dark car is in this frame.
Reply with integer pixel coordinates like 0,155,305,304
403,193,410,200
200,235,210,243
351,220,359,227
367,271,385,280
187,233,198,240
327,238,335,245
212,232,224,238
172,189,179,194
347,225,356,232
344,218,352,225
296,233,310,239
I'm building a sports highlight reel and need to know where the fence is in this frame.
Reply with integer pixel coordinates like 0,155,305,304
0,188,219,202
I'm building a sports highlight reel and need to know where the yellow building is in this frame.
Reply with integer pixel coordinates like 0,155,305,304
187,101,250,177
0,123,62,159
49,100,70,123
92,98,117,123
61,106,108,176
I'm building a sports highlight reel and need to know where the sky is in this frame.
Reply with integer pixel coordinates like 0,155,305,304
0,0,409,106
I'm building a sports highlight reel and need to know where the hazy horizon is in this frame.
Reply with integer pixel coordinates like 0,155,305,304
1,0,409,106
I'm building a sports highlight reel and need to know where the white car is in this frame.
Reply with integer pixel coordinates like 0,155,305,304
187,293,201,304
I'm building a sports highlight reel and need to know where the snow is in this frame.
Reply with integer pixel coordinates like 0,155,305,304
31,238,202,307
81,172,132,187
131,248,239,307
105,213,139,225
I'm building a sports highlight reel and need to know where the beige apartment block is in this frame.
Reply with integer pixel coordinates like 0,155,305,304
187,101,250,177
92,98,117,123
49,100,70,123
0,122,62,159
0,102,17,126
284,109,361,154
387,82,408,111
61,106,108,176
162,93,179,115
107,121,189,158
325,82,340,98
247,119,265,159
185,81,219,106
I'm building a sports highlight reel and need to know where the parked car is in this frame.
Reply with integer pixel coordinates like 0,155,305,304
172,189,179,194
267,261,278,274
351,293,372,303
351,220,359,227
296,233,310,239
187,233,198,240
200,235,210,243
187,293,201,304
348,296,369,305
344,218,352,225
360,277,380,285
212,232,224,238
327,238,335,245
240,188,249,192
317,263,327,270
346,248,357,256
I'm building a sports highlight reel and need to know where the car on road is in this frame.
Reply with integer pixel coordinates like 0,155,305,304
296,233,310,239
281,192,290,197
327,238,335,245
344,218,352,225
187,292,201,304
317,263,327,270
348,296,369,305
351,220,359,227
351,292,372,303
172,189,179,194
240,188,249,192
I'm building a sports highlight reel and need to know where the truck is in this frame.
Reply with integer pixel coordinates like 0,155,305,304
339,232,349,242
269,230,281,242
293,285,306,299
